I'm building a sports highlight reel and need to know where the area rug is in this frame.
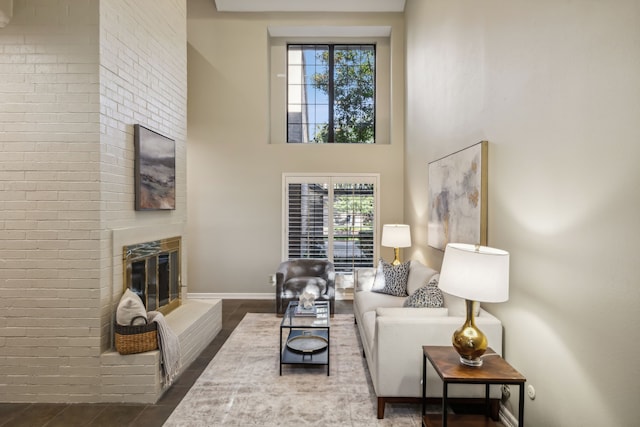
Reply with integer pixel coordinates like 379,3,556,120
163,313,426,426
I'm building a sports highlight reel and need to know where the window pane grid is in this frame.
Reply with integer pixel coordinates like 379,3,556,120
332,183,374,272
287,44,375,143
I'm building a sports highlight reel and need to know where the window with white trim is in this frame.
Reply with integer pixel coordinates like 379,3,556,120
269,30,391,145
284,174,378,273
287,44,376,143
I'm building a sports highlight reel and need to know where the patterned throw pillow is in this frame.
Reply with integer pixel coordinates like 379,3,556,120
403,276,444,308
373,260,410,297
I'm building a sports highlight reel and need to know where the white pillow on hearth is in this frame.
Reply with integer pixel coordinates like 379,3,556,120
116,289,148,326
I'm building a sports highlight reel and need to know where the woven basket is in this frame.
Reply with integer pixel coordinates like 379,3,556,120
114,316,158,355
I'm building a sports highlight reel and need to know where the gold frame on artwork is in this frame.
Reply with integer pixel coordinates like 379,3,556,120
427,141,488,251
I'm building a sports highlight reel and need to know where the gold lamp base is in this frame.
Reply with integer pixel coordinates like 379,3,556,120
391,247,401,266
451,299,487,367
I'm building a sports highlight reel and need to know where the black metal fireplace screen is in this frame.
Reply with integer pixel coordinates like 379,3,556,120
123,236,181,315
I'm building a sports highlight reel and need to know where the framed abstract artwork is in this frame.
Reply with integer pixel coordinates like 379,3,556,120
134,124,176,211
427,141,487,251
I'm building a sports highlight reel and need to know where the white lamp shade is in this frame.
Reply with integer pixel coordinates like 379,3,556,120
381,224,411,248
438,243,509,303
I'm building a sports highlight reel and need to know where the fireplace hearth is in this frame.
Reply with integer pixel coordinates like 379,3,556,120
123,236,181,315
105,229,220,404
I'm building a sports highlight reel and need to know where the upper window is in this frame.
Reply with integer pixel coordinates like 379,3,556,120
287,44,376,144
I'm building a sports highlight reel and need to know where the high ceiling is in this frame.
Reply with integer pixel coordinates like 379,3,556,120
214,0,406,13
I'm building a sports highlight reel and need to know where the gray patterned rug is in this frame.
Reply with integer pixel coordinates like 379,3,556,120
163,313,426,426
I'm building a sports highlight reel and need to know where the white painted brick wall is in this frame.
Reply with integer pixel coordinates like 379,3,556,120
0,0,189,403
98,0,187,353
0,0,102,403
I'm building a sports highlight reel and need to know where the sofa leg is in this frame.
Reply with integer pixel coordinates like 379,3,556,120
377,397,385,419
490,399,500,421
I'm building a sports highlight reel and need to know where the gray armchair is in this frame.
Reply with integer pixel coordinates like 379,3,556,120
275,259,335,316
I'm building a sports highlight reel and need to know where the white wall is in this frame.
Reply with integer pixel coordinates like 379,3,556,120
404,1,640,426
186,1,405,295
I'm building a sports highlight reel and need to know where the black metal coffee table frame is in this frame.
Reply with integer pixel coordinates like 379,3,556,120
279,300,330,376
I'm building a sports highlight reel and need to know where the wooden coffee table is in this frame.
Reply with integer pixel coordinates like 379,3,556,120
422,346,526,427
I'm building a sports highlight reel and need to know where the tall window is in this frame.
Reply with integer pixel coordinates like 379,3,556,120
287,44,376,143
284,175,378,273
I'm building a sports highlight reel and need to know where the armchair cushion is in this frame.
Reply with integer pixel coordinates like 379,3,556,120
282,276,327,297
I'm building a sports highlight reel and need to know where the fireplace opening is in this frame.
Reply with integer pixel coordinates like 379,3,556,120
124,236,181,315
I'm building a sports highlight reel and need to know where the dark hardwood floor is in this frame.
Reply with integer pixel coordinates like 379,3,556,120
0,299,354,427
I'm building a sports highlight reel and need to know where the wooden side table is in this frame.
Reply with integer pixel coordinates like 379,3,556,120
422,346,526,427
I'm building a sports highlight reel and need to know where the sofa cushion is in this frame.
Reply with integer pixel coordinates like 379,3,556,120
406,260,439,295
375,306,448,317
403,276,444,308
373,260,410,297
355,289,405,315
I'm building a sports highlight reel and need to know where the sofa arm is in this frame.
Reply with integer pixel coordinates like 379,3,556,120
373,310,503,399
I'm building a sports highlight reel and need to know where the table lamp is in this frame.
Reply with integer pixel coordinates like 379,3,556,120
381,224,411,266
438,243,509,367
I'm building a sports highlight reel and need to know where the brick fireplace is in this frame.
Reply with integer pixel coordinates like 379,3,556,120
0,0,208,404
104,225,221,403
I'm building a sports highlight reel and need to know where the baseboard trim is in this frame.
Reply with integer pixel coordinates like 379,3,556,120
187,292,353,301
499,402,518,427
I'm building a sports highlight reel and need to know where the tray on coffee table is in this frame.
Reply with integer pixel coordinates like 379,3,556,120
286,331,328,353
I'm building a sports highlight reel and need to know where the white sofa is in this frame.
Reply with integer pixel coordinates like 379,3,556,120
353,260,503,419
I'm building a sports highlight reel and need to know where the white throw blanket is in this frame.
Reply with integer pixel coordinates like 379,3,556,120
148,311,181,386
